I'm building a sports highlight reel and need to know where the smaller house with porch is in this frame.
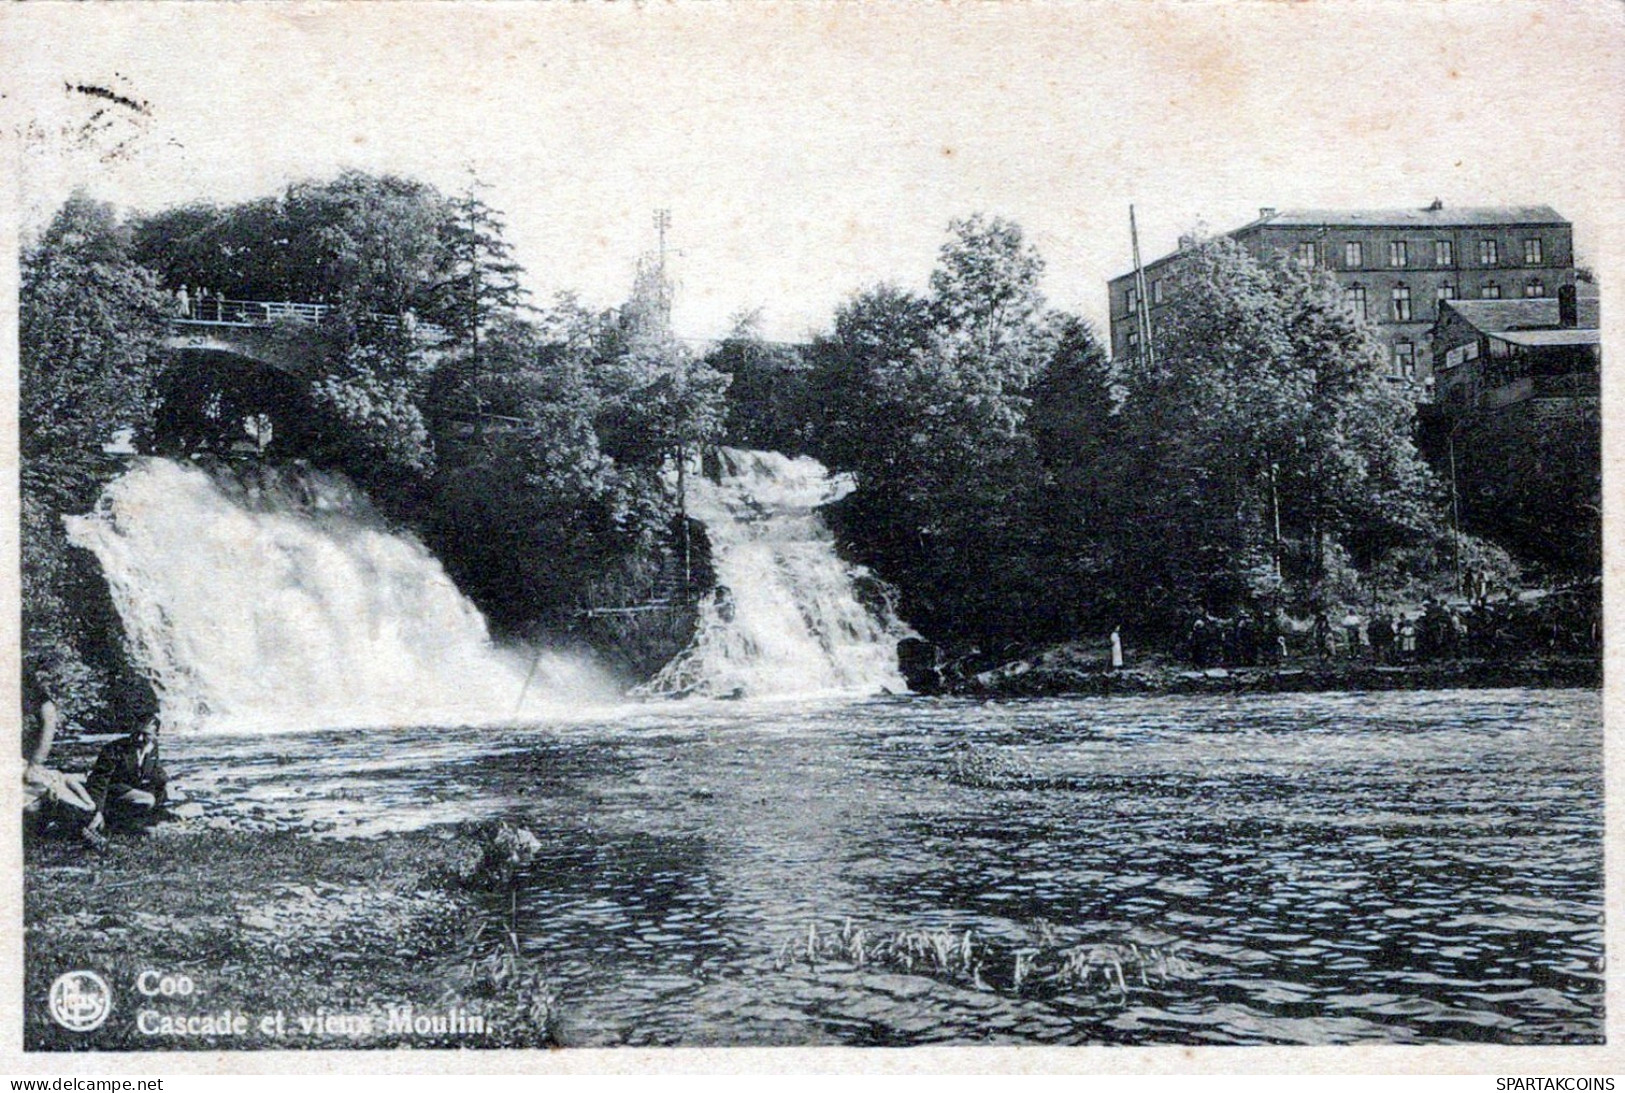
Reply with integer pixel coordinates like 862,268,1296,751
1431,284,1600,412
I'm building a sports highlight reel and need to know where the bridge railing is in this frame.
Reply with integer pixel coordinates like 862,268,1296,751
171,297,451,342
175,298,327,325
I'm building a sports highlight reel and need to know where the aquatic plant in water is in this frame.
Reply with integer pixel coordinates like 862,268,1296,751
773,917,1200,1003
445,821,560,1045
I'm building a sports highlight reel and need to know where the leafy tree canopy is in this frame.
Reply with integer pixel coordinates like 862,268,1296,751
20,193,168,721
1094,237,1444,622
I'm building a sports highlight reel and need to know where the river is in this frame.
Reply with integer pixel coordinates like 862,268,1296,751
166,686,1603,1047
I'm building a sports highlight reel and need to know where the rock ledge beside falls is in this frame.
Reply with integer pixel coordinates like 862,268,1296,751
935,652,1600,699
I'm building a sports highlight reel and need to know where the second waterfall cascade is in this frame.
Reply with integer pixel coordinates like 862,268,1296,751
642,448,911,698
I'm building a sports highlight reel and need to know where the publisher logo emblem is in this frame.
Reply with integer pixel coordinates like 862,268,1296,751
48,970,112,1032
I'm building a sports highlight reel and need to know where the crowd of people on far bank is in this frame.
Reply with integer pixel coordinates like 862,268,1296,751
22,673,175,848
1183,584,1601,670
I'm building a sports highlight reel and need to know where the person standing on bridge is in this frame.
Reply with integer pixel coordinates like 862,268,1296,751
175,284,191,318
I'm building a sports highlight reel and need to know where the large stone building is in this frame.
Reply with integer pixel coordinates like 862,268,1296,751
1108,204,1576,392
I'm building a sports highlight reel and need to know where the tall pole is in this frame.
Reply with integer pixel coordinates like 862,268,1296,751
1448,426,1463,592
678,446,691,600
654,208,673,326
1129,205,1157,369
1269,461,1282,580
652,208,689,601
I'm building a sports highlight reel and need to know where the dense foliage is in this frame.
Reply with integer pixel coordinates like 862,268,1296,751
128,175,727,635
131,173,455,319
20,195,168,724
24,173,1582,722
1449,402,1602,578
805,230,1455,651
1067,239,1446,633
805,217,1085,648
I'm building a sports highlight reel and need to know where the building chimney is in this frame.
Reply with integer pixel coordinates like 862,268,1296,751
1258,207,1276,219
1558,283,1578,328
1427,198,1444,211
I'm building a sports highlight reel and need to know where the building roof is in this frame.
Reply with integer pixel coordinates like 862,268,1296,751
1109,203,1573,285
1253,205,1569,229
1441,296,1600,335
1494,328,1601,348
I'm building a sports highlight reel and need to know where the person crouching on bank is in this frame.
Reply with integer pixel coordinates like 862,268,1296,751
82,717,169,843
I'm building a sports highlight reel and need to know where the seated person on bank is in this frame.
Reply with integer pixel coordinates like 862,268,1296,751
82,717,169,838
22,672,96,827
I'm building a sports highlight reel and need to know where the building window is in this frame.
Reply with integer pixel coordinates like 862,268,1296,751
1389,240,1408,268
1391,284,1412,322
1435,240,1454,266
1345,242,1363,268
1526,279,1545,298
1347,284,1368,320
1524,238,1543,264
1394,341,1416,379
1152,279,1164,305
1296,242,1317,267
1481,282,1501,299
1125,287,1137,313
1437,282,1457,302
1479,239,1499,266
1126,329,1140,353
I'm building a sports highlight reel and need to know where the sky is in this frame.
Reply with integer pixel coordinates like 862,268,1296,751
4,1,1623,342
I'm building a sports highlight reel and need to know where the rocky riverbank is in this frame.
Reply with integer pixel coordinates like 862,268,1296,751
937,645,1600,699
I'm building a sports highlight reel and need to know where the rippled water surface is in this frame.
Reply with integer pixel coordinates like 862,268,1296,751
170,688,1603,1046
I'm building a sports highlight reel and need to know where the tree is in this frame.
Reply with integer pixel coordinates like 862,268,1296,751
423,313,633,633
306,333,437,483
592,261,729,471
20,194,167,722
705,310,814,453
930,213,1048,369
1026,314,1122,628
131,171,458,316
428,182,531,354
807,216,1081,647
1099,237,1443,627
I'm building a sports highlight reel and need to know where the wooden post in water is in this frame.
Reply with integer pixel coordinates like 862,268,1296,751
678,443,691,601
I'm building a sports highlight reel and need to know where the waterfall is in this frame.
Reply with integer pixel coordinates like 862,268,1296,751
64,458,612,734
641,448,911,699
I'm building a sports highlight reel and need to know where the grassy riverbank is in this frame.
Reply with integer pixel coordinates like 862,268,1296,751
24,824,559,1052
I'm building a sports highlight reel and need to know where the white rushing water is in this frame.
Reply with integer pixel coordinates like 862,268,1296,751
65,458,613,734
642,448,911,698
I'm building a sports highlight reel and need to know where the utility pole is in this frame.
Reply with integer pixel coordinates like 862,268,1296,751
653,208,673,327
1269,461,1283,581
652,207,691,601
1129,205,1157,369
1448,423,1463,593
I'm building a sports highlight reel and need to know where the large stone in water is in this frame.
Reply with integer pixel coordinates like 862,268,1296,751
896,637,942,694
